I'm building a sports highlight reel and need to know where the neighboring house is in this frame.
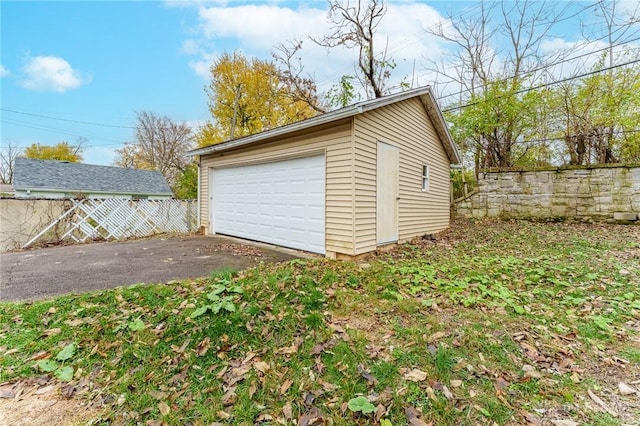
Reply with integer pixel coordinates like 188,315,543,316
13,158,173,199
189,86,461,258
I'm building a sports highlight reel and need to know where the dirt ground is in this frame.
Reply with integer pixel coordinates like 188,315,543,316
0,234,301,302
0,376,104,426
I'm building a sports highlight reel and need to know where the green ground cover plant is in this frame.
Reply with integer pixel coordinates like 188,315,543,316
1,220,638,425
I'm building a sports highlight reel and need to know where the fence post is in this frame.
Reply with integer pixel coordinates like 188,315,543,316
186,200,193,232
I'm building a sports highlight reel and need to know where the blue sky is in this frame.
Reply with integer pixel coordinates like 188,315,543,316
1,1,636,165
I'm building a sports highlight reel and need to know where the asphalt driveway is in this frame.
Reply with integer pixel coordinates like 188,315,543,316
0,235,300,302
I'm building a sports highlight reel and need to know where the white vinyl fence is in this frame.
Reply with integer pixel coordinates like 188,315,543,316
0,198,198,252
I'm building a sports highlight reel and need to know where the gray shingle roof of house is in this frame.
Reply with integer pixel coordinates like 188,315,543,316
13,158,173,196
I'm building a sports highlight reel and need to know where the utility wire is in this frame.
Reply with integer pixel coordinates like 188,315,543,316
442,58,640,113
315,0,598,92
0,108,135,129
435,36,640,102
0,118,128,145
485,128,640,147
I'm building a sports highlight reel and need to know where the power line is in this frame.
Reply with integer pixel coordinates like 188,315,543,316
314,0,598,92
0,108,135,129
0,118,129,146
442,58,640,113
495,128,640,147
435,35,640,103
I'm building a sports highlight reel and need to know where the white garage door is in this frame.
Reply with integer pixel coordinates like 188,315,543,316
211,154,325,254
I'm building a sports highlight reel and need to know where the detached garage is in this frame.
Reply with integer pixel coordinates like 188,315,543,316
190,86,461,258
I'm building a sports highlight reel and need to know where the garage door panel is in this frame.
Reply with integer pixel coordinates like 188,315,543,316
212,155,325,254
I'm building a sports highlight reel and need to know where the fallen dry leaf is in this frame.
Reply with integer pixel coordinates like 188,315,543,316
425,386,437,401
195,337,211,357
158,401,170,416
428,331,447,341
282,401,293,419
148,390,168,400
42,328,61,337
253,361,270,374
618,382,636,396
495,377,510,394
522,364,542,379
519,410,542,425
374,403,386,423
357,364,378,385
405,406,431,426
64,319,84,327
298,406,323,426
403,368,428,382
276,337,303,355
441,385,454,400
310,339,336,355
280,379,293,395
256,413,273,421
217,410,231,420
222,388,236,406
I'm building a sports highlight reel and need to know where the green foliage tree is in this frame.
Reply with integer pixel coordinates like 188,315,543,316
552,54,640,165
24,142,82,162
447,78,550,169
325,75,361,109
435,0,639,170
173,162,198,200
428,0,567,170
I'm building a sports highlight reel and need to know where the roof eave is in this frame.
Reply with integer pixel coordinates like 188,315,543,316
419,90,462,165
13,187,173,197
188,86,438,158
188,106,360,157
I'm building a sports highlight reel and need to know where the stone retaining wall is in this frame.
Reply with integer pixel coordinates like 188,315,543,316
455,165,640,221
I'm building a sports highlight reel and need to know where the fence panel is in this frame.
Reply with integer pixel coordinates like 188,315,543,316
0,198,198,251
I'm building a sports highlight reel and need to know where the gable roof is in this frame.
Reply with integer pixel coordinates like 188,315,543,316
188,86,461,164
13,158,173,196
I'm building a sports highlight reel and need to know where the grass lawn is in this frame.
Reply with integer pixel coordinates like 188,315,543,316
1,219,639,425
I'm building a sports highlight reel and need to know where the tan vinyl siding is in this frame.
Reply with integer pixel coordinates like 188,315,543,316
354,97,451,253
199,122,356,255
352,127,378,254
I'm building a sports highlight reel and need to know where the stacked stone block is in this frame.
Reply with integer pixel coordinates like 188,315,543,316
456,165,640,221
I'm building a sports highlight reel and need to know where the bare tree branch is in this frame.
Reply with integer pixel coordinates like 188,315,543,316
272,39,328,113
0,141,22,184
115,111,193,187
312,0,392,98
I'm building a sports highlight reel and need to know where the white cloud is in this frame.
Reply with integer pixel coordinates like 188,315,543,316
181,2,451,95
189,52,218,79
21,55,89,93
197,4,327,50
539,37,623,79
83,146,118,166
181,39,201,55
0,65,9,77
